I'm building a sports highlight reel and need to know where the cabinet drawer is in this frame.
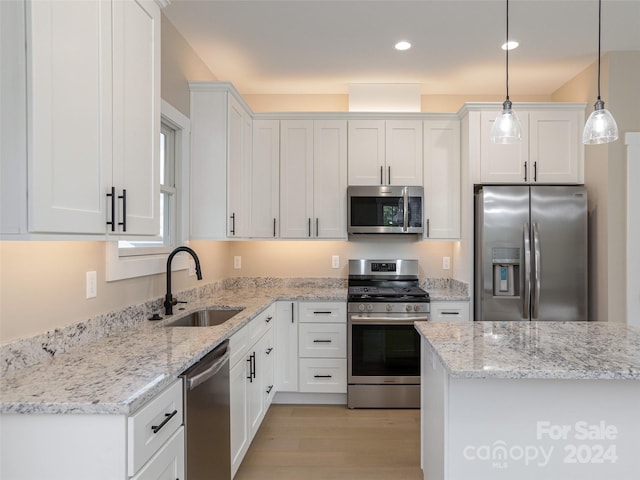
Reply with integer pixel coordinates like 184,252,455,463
229,325,249,367
249,304,276,344
128,379,183,476
130,427,185,480
298,323,346,358
299,358,347,393
430,301,470,322
299,301,346,323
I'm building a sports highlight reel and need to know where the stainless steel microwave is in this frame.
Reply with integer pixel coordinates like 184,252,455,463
347,186,424,235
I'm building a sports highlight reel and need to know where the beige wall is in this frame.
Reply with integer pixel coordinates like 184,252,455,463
553,51,640,322
161,13,218,117
225,240,454,280
246,93,551,114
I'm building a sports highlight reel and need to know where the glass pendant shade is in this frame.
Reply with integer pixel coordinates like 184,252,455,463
583,100,619,145
490,100,522,144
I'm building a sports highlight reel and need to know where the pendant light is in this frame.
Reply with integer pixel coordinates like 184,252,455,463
490,0,522,144
582,0,618,145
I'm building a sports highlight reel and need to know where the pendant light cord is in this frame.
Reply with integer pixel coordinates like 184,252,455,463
597,0,602,101
506,0,510,101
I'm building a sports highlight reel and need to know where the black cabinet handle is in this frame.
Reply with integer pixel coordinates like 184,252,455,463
314,374,332,378
380,166,383,185
118,189,127,232
246,353,255,382
426,218,430,238
524,161,528,182
151,409,178,434
266,347,273,355
313,339,332,343
308,218,311,237
534,161,538,182
273,218,276,237
106,187,115,231
266,385,273,394
441,311,460,315
230,213,236,236
388,166,391,185
313,311,332,315
266,315,273,323
291,302,294,324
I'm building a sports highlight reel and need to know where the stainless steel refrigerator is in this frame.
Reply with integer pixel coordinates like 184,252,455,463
474,185,588,321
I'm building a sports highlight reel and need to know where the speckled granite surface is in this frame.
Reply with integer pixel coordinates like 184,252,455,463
415,321,640,380
0,282,346,415
423,278,469,301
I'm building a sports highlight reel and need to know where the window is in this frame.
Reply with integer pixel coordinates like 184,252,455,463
106,100,190,281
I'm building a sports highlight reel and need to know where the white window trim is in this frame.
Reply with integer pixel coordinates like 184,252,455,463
106,100,191,281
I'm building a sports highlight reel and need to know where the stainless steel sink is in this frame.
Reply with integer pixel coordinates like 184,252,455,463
164,308,244,327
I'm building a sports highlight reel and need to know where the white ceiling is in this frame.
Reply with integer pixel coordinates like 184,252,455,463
163,0,640,96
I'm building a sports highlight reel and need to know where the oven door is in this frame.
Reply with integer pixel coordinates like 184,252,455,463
348,314,427,385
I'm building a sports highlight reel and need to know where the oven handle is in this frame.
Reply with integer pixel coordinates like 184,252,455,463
350,315,429,323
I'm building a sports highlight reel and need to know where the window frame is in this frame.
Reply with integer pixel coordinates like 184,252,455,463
106,100,191,281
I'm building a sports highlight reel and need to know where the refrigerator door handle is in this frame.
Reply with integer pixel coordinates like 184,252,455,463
523,222,531,318
532,222,542,319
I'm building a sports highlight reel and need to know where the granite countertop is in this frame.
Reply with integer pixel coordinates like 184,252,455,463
415,321,640,380
0,286,346,416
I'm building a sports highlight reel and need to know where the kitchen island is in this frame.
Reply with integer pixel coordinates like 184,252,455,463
415,321,640,480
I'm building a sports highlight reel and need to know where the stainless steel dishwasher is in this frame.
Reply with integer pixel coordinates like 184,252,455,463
181,340,231,480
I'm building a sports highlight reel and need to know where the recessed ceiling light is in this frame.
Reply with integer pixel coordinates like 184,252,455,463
501,40,519,51
395,41,411,51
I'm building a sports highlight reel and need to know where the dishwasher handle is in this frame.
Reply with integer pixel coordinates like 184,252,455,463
183,340,229,390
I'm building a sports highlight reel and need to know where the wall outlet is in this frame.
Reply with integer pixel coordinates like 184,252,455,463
442,256,451,270
332,255,340,269
234,256,242,269
86,271,97,299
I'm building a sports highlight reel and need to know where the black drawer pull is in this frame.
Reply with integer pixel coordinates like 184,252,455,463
266,347,273,355
151,409,178,434
265,315,273,323
266,385,273,394
118,189,127,232
313,311,332,315
313,339,332,343
314,374,332,378
441,311,460,315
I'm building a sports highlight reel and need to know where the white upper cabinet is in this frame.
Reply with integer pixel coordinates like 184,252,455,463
227,95,252,238
348,119,422,186
25,0,160,235
280,119,347,239
423,118,461,239
251,120,280,238
190,83,253,239
478,106,584,184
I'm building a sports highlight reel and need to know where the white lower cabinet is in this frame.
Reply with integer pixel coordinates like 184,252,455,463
229,305,276,477
275,301,299,392
0,379,184,480
297,301,347,394
430,301,470,322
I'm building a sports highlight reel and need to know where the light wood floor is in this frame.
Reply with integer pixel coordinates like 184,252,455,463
234,404,422,480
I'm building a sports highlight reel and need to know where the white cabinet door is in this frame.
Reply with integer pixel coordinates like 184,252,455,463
27,0,112,234
279,120,314,238
479,110,530,183
347,120,385,185
530,110,583,184
111,0,160,236
313,120,347,238
230,355,249,477
423,119,461,239
275,301,299,392
227,95,252,238
130,428,184,480
251,119,280,238
386,120,423,186
26,0,160,235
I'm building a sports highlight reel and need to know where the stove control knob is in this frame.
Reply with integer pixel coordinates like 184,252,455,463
386,304,393,312
414,305,421,312
405,305,412,312
366,304,373,311
358,304,365,312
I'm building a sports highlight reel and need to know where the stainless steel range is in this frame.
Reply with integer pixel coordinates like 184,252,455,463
347,259,430,409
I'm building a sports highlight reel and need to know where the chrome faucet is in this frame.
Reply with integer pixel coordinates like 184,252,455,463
164,246,203,315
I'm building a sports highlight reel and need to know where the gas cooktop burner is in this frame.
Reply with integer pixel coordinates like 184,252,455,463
347,286,429,302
